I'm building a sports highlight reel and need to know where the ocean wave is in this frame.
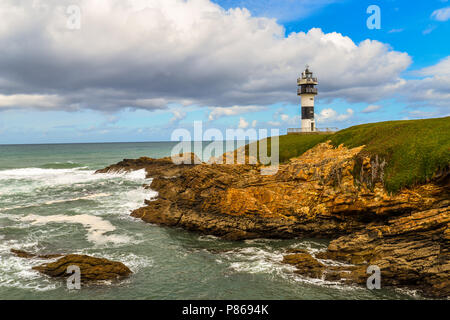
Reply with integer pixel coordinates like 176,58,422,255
20,214,131,246
0,193,111,212
0,167,150,199
0,167,148,182
222,246,293,275
81,250,153,274
220,243,366,292
0,239,60,292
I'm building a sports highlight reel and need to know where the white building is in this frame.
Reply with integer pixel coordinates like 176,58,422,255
297,66,318,132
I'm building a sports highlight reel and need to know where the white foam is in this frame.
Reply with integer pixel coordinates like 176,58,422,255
83,251,153,273
20,214,130,246
289,241,328,254
220,244,368,292
198,235,220,242
121,168,147,180
0,193,111,212
222,247,291,275
0,239,59,292
0,167,149,194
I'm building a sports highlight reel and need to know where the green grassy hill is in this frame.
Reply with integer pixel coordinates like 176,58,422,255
249,117,450,192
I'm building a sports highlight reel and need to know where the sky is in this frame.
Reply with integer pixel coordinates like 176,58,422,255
0,0,449,144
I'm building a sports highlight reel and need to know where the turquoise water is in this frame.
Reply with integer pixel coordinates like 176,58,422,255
0,142,420,300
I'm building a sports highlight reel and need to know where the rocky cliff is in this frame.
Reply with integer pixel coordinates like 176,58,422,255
97,141,449,298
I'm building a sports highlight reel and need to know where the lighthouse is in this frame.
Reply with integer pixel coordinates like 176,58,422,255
297,66,318,132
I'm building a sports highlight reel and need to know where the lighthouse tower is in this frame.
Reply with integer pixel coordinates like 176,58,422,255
297,66,318,132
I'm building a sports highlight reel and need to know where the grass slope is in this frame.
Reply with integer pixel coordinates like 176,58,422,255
245,133,331,164
330,117,450,192
249,117,450,193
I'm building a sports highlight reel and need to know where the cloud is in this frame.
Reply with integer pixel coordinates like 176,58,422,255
208,105,265,120
415,56,450,76
238,117,249,128
0,94,65,109
422,25,436,35
431,7,450,21
388,28,404,33
404,56,450,109
407,110,439,119
215,0,338,22
362,104,382,113
251,119,257,127
170,109,187,123
0,0,414,113
267,120,281,126
316,108,354,122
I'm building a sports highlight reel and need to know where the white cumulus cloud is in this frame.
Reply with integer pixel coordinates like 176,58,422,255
405,56,450,109
208,105,265,120
238,117,249,128
316,108,354,122
431,7,450,21
170,109,187,123
362,105,382,113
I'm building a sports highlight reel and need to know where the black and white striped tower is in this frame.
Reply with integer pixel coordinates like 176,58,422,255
297,66,318,132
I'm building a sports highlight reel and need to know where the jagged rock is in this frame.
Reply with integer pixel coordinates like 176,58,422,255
315,206,450,298
32,254,132,282
95,153,201,178
282,251,325,278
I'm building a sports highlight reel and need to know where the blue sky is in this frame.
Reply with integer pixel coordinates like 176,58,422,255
0,0,449,144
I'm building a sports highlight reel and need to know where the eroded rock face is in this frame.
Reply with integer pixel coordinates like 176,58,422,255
316,206,450,298
97,141,449,297
129,142,446,240
32,254,132,282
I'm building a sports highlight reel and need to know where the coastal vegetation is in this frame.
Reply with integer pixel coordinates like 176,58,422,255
250,116,450,192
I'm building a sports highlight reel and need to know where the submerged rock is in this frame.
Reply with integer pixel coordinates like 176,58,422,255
12,249,132,283
32,254,132,282
12,250,132,283
10,249,63,259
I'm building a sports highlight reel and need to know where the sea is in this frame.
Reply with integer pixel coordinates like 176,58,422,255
0,142,421,299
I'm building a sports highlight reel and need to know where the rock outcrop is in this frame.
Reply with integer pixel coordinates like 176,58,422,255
316,206,450,298
33,254,132,282
282,249,326,278
95,153,201,178
97,141,449,297
12,250,132,283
